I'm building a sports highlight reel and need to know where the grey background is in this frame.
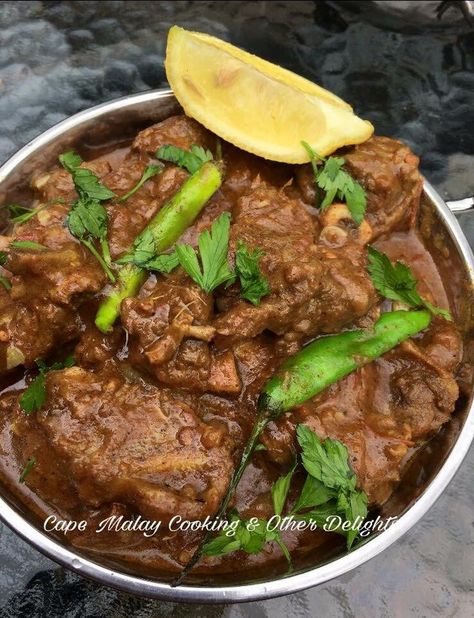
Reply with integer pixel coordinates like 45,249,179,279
0,1,473,616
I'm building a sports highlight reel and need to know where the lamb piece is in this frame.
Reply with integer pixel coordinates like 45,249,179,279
36,366,234,523
296,136,422,241
104,158,188,258
214,182,376,344
132,114,215,155
261,323,460,505
344,136,422,238
121,273,241,395
0,203,105,372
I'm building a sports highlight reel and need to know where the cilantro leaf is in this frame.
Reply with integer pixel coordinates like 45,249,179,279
156,144,213,175
119,165,163,202
59,151,115,201
367,246,452,320
175,212,235,293
19,356,75,415
10,240,47,251
235,241,271,305
302,141,367,224
0,251,8,266
19,456,37,483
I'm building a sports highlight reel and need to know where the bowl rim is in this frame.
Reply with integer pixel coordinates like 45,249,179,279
0,89,473,603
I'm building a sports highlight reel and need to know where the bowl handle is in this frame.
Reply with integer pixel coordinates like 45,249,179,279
446,196,474,214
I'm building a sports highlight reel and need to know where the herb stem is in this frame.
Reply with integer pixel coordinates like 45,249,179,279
82,239,116,283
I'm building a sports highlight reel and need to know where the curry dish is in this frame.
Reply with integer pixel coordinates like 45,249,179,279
0,114,470,580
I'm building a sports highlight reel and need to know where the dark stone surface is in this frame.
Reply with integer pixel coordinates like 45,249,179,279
0,1,473,615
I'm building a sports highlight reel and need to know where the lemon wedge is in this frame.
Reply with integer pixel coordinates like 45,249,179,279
165,26,374,163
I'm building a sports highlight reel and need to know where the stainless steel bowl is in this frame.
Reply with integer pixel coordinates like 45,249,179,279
0,89,473,603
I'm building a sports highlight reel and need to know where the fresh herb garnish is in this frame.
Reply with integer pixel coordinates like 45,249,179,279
59,151,115,201
19,456,37,483
19,355,75,415
302,141,367,224
367,246,451,320
119,165,163,202
0,251,8,266
175,212,235,293
156,144,213,175
202,509,292,567
10,240,47,251
10,204,48,225
0,276,11,291
60,151,116,282
6,204,30,218
292,425,368,549
234,241,271,305
203,425,368,564
116,229,180,274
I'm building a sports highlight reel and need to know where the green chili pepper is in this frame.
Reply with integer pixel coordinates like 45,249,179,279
95,161,223,333
173,309,431,585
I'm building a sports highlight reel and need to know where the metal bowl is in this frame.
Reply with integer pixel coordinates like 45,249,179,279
0,89,473,603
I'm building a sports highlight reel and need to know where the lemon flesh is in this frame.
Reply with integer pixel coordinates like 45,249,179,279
165,26,374,163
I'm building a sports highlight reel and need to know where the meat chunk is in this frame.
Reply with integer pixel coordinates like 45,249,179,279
121,273,241,395
104,154,188,258
132,115,214,155
261,325,460,505
344,136,422,238
37,366,234,523
0,203,105,372
296,136,422,241
214,182,376,344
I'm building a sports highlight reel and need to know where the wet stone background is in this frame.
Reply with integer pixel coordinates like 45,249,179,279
0,1,473,616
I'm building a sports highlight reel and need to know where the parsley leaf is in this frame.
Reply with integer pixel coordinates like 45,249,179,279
271,458,297,516
19,373,46,415
19,456,37,483
116,229,180,274
302,141,367,224
10,240,47,251
291,475,336,514
202,510,292,567
175,212,235,293
235,241,271,305
296,425,355,492
119,165,163,202
59,151,115,201
6,204,29,218
0,276,11,291
367,246,452,320
156,144,213,174
10,204,48,225
60,150,115,282
146,252,180,273
19,355,74,415
294,425,368,549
